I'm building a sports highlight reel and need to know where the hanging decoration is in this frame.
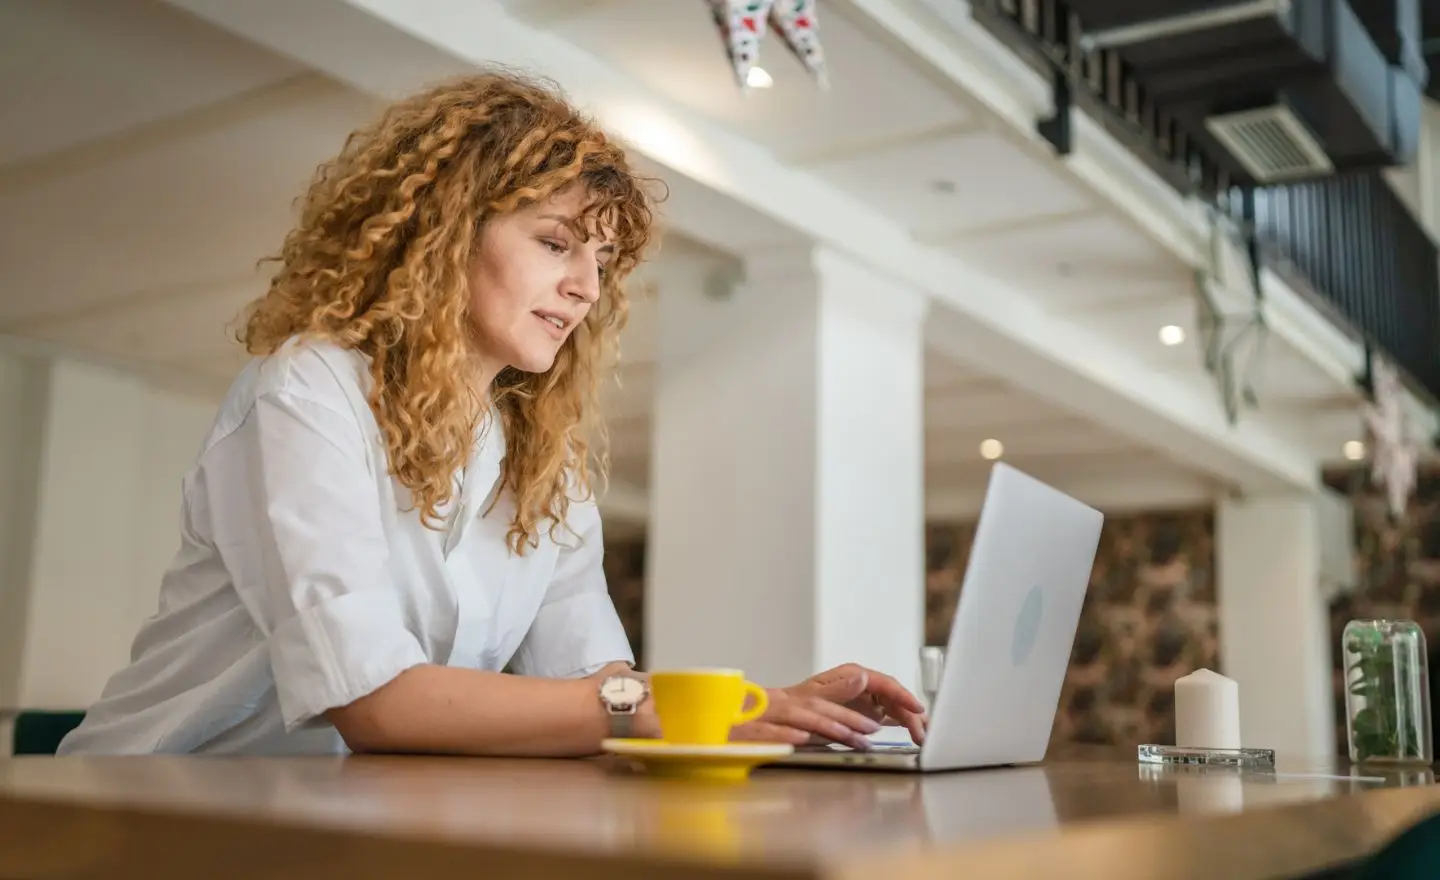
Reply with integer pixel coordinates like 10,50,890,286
707,0,774,92
706,0,828,93
770,0,828,89
1362,355,1421,519
1193,204,1266,425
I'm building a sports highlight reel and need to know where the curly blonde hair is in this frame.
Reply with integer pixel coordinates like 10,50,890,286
241,70,658,553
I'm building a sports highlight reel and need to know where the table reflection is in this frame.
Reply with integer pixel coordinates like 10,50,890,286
4,748,1430,872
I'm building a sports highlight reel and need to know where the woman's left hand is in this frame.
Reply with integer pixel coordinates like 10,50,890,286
730,663,928,749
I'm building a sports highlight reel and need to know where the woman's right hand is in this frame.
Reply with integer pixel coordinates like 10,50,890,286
729,665,908,751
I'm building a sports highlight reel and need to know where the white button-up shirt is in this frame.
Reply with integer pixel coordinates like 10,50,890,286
58,340,633,755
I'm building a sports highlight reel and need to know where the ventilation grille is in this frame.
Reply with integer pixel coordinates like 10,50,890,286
1204,105,1333,182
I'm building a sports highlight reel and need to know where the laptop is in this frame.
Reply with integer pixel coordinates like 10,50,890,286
776,462,1103,772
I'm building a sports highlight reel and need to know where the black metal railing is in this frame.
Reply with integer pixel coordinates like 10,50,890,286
976,0,1233,197
971,0,1440,404
1253,172,1440,398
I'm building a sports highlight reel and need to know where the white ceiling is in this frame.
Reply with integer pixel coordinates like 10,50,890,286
816,128,1098,238
0,0,1370,518
503,0,976,163
0,0,308,167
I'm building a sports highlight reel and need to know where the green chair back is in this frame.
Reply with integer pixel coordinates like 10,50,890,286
11,710,85,755
1350,808,1440,879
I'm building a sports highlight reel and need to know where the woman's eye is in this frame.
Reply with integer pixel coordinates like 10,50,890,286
542,239,566,254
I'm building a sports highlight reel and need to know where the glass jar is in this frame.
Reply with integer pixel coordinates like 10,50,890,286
1342,619,1433,765
919,646,945,711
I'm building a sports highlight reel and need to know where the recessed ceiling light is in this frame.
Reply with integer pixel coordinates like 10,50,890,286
979,438,1004,460
1343,440,1366,461
1159,324,1186,346
746,67,773,89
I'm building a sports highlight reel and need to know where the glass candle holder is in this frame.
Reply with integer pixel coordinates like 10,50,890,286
1342,619,1433,765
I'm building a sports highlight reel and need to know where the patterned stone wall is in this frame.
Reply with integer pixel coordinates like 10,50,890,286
1325,467,1440,756
926,512,1218,749
602,525,648,666
602,470,1440,755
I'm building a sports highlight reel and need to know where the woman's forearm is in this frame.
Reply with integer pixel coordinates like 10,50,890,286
325,663,660,757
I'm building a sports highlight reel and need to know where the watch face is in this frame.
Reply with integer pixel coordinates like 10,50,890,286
601,676,647,706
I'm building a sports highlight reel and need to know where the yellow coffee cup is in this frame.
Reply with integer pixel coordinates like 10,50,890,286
650,668,768,746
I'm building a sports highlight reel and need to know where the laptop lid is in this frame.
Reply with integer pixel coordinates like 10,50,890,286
920,463,1103,771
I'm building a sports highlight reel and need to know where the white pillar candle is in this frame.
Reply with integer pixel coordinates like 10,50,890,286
1174,668,1242,750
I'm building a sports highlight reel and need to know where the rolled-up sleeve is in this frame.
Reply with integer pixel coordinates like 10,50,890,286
510,496,634,679
206,388,428,731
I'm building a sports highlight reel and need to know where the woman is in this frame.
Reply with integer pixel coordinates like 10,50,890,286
58,71,926,757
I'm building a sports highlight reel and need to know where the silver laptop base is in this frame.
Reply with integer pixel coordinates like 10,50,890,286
779,746,923,771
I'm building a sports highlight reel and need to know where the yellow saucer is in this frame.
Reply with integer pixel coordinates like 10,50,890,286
602,739,794,782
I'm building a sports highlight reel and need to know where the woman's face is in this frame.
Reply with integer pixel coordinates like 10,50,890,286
467,186,614,377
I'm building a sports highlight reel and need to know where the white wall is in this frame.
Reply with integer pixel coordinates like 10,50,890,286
0,349,219,711
0,350,49,712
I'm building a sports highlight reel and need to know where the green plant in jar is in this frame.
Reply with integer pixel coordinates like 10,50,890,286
1343,619,1433,765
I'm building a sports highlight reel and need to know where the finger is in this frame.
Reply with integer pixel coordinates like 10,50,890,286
803,696,884,738
843,695,888,724
772,701,869,749
731,721,809,745
876,712,927,729
854,690,924,742
870,712,926,746
860,668,926,715
770,701,873,750
891,708,928,745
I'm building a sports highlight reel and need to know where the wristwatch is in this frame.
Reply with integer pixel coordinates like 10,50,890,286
598,674,650,738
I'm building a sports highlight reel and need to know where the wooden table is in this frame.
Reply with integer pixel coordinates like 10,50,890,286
2,749,1439,879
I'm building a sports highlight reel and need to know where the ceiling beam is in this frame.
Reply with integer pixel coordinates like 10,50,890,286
918,205,1103,244
785,119,988,167
501,0,628,29
0,270,263,334
0,332,232,403
926,469,1219,521
160,0,1324,493
0,73,337,196
592,467,1220,525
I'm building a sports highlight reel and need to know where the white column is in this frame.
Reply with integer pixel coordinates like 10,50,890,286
646,245,928,694
1216,494,1336,759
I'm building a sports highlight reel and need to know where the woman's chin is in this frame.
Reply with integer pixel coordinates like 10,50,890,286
512,348,560,375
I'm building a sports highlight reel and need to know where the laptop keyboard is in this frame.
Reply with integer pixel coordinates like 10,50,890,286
866,743,921,754
803,742,921,755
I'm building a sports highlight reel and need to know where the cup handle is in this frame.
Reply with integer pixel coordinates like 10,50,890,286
733,682,769,726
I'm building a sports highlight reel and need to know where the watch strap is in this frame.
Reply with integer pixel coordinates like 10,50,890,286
608,712,634,739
